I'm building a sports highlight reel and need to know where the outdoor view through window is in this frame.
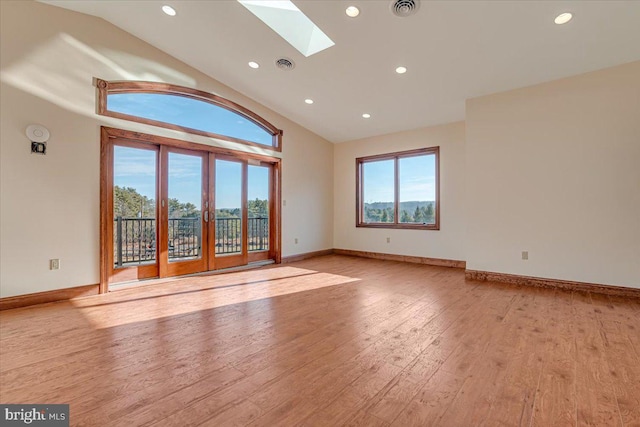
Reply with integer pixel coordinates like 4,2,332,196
104,82,277,273
108,92,273,146
113,149,271,267
359,148,438,229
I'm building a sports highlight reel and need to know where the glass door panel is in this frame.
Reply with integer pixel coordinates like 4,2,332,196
168,152,203,262
105,136,279,287
110,143,159,282
248,164,270,262
214,158,246,268
163,149,208,276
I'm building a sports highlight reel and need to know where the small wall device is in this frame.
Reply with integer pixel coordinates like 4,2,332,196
26,124,50,155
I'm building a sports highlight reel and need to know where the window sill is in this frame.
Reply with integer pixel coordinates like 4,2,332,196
356,223,440,231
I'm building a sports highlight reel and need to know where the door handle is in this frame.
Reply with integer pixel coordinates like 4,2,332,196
204,210,209,222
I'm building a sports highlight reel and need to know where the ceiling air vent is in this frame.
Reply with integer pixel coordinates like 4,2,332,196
275,57,295,70
390,0,420,17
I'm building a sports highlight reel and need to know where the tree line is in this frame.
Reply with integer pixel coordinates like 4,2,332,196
114,186,268,219
364,202,435,224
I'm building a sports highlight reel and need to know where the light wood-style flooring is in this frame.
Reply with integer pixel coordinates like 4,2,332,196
1,255,639,426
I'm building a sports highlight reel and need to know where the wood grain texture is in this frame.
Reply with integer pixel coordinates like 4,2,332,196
1,255,638,426
466,269,640,298
334,248,465,269
99,126,112,293
101,127,282,164
0,284,98,311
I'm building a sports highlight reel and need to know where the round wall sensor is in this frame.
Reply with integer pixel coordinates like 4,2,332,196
26,124,50,143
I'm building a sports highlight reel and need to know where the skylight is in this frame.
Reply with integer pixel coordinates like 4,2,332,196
238,0,335,57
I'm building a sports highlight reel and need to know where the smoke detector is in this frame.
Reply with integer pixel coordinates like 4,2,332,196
275,57,295,70
390,0,420,17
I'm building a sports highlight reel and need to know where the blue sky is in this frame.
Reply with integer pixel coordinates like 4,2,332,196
111,94,432,208
115,149,434,209
363,155,436,203
112,93,272,209
109,93,272,146
114,146,269,209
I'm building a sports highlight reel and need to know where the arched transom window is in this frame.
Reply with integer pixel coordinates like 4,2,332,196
96,79,282,151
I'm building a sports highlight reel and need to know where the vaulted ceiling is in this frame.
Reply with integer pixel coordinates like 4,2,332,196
43,1,640,142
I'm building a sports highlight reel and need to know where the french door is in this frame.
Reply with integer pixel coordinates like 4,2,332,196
162,147,209,277
101,128,280,290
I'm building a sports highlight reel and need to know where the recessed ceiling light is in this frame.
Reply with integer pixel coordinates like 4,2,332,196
395,66,407,74
346,6,360,18
162,5,176,16
248,61,260,69
362,113,371,119
305,99,314,104
554,12,572,25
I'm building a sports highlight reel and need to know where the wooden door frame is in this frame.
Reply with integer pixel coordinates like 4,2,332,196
100,132,161,292
247,161,276,264
100,126,282,293
211,155,248,270
162,146,209,278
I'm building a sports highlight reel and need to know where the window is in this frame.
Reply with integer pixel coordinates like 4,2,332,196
96,79,283,151
356,147,439,230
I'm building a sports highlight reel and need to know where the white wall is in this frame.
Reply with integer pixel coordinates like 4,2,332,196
333,122,466,262
466,61,640,288
0,1,333,297
2,4,638,299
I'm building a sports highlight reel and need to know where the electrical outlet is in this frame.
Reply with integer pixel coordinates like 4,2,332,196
283,200,287,206
521,251,528,261
294,238,298,244
50,259,60,270
386,237,391,243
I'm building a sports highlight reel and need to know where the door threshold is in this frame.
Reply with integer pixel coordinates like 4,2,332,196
109,260,276,292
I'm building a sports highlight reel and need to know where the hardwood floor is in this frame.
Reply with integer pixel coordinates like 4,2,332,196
1,255,639,426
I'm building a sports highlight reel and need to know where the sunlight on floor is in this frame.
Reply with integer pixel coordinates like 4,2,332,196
71,267,360,329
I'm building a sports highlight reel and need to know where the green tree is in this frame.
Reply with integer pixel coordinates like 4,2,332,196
400,210,412,223
247,198,268,217
364,206,382,222
425,203,434,223
168,198,200,218
413,206,424,223
114,186,155,218
381,209,388,223
387,207,394,222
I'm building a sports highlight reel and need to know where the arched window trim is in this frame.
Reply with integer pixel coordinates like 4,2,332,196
95,79,283,151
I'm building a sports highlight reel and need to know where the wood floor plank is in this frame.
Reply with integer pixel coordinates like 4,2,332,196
530,290,578,427
481,288,553,427
590,294,640,426
1,255,638,427
571,292,622,427
148,377,261,427
390,369,466,427
431,291,518,425
199,399,264,427
367,337,451,423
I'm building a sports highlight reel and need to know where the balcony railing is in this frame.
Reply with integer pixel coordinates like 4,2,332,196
114,217,156,267
168,217,201,260
113,216,269,267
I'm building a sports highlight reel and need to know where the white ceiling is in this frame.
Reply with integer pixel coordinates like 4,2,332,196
43,0,640,143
